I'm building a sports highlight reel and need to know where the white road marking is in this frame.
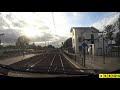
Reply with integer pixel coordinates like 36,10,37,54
30,65,34,67
59,53,64,68
26,55,48,71
24,54,44,67
24,59,35,67
48,54,56,72
50,54,56,66
30,56,48,67
26,68,29,71
59,53,65,71
80,70,84,72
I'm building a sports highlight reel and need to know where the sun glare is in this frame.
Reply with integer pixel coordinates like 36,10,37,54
23,27,39,38
73,12,78,16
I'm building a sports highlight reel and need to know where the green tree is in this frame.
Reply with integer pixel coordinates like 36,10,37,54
63,38,72,48
104,24,116,44
115,15,120,56
16,35,30,49
28,43,36,49
115,32,120,56
0,45,3,49
36,45,42,50
115,15,120,32
115,32,120,45
5,45,16,49
115,15,120,44
47,45,55,48
31,43,36,50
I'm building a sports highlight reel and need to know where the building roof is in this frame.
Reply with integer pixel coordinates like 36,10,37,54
70,26,99,33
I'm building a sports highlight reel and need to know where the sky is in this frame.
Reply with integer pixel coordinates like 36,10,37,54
0,12,119,47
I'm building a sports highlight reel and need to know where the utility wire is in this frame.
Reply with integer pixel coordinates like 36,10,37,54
0,12,22,30
52,12,56,34
52,12,58,47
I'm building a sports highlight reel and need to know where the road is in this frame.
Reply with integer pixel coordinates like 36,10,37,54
2,51,87,75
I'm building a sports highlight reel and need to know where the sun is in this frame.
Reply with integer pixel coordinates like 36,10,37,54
23,27,38,38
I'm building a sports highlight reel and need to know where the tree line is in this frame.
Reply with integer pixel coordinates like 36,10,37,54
0,35,55,50
104,15,120,45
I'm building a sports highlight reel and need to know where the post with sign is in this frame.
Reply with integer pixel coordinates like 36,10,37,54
81,42,88,67
92,44,95,61
83,48,85,67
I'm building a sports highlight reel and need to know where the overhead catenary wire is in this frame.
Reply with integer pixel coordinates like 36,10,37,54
52,12,58,47
0,13,16,25
52,12,56,34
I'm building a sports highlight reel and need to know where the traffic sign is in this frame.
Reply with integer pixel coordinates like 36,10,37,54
81,42,88,48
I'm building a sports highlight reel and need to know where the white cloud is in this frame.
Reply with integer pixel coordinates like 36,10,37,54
0,12,72,47
91,12,120,31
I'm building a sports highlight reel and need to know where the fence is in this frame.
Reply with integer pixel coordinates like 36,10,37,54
106,51,120,57
63,51,83,66
0,50,27,60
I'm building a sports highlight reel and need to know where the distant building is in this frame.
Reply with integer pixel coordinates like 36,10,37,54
70,27,108,55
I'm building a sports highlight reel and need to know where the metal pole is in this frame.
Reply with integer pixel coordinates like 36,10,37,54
118,45,119,56
103,34,105,64
93,44,95,61
0,34,4,45
83,48,85,67
45,37,46,53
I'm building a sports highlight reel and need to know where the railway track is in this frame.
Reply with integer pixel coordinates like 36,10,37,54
9,52,81,74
